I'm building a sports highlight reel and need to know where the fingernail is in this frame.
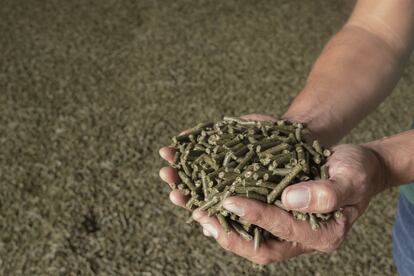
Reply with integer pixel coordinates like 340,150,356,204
159,168,166,180
201,223,218,239
285,187,310,209
203,228,212,237
223,202,244,216
169,192,178,204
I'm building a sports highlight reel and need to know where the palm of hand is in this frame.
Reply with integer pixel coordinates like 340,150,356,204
159,114,385,264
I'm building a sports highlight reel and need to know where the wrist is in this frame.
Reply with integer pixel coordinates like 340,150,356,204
363,142,393,192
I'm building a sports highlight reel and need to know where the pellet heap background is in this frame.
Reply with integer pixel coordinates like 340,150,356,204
1,0,413,275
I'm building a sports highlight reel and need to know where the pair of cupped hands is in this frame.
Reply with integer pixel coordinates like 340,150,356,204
159,114,387,265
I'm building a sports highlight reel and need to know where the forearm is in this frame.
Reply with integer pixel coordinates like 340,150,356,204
283,0,414,146
365,130,414,188
283,26,406,146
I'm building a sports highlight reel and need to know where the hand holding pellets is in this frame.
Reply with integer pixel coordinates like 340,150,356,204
169,117,342,250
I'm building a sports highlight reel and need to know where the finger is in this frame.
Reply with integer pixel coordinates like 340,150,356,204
223,196,355,252
192,209,307,264
223,196,300,241
159,166,179,188
169,190,188,208
159,147,176,164
281,179,353,213
192,209,265,262
239,114,277,122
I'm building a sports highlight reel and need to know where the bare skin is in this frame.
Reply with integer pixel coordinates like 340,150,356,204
283,0,414,146
159,0,414,265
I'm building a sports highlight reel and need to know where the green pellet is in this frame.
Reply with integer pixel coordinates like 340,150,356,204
218,171,239,179
295,146,308,174
302,143,322,164
224,135,243,148
201,171,209,198
181,159,192,177
256,180,278,190
204,155,219,170
312,140,323,155
323,149,332,157
230,142,245,153
309,213,320,230
185,197,198,210
253,227,262,252
235,150,255,171
334,208,344,219
233,145,250,158
320,165,328,180
173,134,191,144
295,126,302,142
270,152,292,167
267,163,302,203
256,140,281,153
316,213,332,221
259,143,290,155
234,186,269,196
194,180,201,188
177,184,190,196
222,151,233,167
178,171,197,191
252,171,271,181
230,221,253,241
271,168,293,176
215,178,237,191
212,151,226,163
173,151,181,164
293,211,308,221
217,214,231,233
199,197,219,211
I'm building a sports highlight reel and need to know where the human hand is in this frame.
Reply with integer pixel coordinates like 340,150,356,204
191,143,388,264
159,115,388,265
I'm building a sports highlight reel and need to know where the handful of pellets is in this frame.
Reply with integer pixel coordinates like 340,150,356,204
170,117,341,250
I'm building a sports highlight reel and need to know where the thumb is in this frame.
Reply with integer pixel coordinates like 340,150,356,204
281,179,350,213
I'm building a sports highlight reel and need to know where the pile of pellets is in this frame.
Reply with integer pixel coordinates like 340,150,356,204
170,117,341,250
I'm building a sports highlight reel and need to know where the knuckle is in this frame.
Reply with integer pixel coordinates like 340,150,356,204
317,185,338,211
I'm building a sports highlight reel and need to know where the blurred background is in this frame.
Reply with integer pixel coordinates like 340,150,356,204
1,0,413,275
